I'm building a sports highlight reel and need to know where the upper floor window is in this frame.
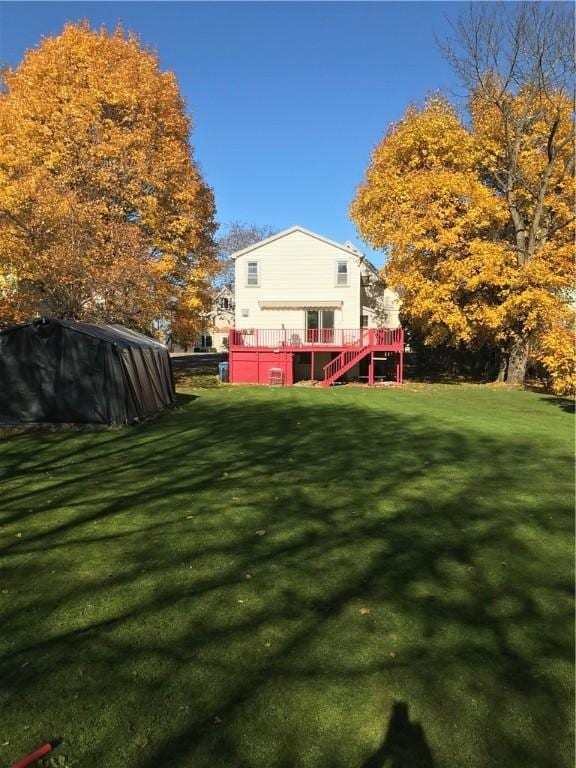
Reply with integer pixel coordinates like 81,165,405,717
336,261,349,286
218,297,230,309
246,261,259,287
360,315,369,328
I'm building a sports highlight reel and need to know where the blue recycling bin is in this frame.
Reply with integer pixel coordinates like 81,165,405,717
218,361,229,383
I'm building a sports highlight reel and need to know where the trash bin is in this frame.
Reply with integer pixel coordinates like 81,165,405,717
218,361,229,383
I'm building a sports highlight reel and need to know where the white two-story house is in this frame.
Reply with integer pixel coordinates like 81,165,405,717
194,285,234,352
228,226,404,386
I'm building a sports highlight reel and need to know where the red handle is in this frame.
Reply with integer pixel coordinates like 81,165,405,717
10,742,54,768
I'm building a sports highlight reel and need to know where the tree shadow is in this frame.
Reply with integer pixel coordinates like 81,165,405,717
539,396,575,414
174,392,200,406
362,702,435,768
0,387,573,767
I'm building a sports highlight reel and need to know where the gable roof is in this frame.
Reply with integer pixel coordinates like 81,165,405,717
230,225,378,273
212,285,234,300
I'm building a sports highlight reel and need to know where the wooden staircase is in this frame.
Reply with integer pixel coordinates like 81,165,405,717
321,347,370,387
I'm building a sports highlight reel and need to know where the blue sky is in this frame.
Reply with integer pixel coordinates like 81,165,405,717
0,1,465,266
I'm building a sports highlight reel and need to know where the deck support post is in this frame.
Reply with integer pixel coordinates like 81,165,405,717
368,352,374,386
311,351,315,383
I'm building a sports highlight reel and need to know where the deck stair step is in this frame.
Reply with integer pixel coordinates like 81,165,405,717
321,347,370,387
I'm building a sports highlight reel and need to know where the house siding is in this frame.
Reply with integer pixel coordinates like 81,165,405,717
361,287,401,328
229,227,404,386
234,230,363,330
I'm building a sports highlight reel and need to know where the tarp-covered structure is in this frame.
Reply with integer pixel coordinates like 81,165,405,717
0,318,176,425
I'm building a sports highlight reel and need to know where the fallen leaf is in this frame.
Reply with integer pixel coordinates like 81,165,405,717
186,515,194,519
359,607,371,615
389,651,397,658
213,715,222,724
264,641,272,648
255,529,266,536
237,599,245,604
244,573,253,580
15,533,22,538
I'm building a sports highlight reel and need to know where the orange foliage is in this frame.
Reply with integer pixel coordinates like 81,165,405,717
350,95,575,389
0,22,217,335
534,317,576,397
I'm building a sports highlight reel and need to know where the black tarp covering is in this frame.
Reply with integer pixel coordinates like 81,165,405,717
0,318,176,425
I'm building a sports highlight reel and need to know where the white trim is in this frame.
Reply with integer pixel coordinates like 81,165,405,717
245,260,260,287
258,300,343,309
213,285,233,299
335,260,349,287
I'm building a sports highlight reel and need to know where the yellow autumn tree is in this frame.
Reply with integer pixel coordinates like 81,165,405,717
351,97,511,346
0,22,217,336
351,2,575,392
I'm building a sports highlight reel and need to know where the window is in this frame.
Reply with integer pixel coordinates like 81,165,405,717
241,308,249,317
218,297,229,309
360,315,369,328
246,261,259,286
336,261,349,286
360,274,371,287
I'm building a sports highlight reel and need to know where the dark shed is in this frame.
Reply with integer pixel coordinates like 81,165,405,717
0,318,176,425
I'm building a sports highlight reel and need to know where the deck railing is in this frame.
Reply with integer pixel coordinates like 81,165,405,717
229,327,403,350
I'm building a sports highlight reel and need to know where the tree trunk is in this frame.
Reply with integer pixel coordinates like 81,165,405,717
506,338,530,385
496,350,508,382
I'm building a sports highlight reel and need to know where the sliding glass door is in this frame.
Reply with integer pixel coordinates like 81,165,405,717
306,310,334,343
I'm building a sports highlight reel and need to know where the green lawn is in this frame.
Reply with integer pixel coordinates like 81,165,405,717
0,384,573,768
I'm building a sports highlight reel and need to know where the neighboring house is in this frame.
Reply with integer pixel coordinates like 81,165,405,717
228,226,404,386
195,285,235,352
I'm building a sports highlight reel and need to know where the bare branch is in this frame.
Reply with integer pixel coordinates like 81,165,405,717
439,1,575,267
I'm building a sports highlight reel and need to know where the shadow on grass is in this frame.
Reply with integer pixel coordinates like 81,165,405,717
361,702,434,768
174,392,200,406
403,373,479,385
539,396,575,414
0,389,573,768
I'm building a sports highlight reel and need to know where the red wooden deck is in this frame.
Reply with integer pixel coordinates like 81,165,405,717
228,328,404,386
229,327,403,351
